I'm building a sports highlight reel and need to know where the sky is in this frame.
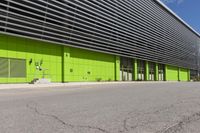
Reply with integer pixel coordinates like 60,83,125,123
160,0,200,34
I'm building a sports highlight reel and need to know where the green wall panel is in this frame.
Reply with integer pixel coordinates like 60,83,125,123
165,65,179,81
0,33,191,83
133,59,138,81
115,56,120,81
179,68,189,81
0,34,62,83
155,63,159,81
188,69,190,81
145,61,149,81
63,47,116,82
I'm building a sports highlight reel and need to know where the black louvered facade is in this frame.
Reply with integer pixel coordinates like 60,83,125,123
0,0,199,70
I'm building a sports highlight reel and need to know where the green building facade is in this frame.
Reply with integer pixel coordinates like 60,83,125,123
0,34,190,83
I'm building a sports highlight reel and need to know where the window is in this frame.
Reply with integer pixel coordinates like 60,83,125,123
0,58,9,77
0,58,26,78
10,59,26,77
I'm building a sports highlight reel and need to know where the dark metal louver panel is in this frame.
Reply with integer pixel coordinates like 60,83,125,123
0,0,199,70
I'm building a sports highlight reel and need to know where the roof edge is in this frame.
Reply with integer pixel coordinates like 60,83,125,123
155,0,200,38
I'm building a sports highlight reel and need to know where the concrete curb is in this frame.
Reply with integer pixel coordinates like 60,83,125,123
0,81,180,90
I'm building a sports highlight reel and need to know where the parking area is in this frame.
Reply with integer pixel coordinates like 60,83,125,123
0,82,200,133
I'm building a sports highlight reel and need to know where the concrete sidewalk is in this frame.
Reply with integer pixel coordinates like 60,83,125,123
0,81,175,90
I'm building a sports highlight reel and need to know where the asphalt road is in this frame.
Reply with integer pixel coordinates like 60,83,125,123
1,82,200,133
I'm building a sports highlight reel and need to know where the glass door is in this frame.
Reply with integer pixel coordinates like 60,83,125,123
120,57,133,81
137,60,145,81
158,64,165,81
149,62,155,81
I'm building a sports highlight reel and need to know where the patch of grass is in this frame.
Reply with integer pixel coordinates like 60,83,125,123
96,78,102,82
108,78,112,82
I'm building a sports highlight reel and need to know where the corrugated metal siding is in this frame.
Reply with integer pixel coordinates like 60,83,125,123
0,0,199,70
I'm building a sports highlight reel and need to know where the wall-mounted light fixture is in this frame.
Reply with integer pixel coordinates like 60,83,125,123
29,58,32,65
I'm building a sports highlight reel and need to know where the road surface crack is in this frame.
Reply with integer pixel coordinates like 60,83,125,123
118,104,175,133
26,102,109,133
119,99,200,133
159,111,200,133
